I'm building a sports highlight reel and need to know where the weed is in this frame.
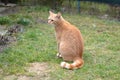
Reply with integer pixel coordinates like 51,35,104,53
17,18,31,26
0,16,11,25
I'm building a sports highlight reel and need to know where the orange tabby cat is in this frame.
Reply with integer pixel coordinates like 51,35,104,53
48,11,84,69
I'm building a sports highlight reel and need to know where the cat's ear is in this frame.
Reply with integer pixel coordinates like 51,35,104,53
49,11,54,14
56,12,61,18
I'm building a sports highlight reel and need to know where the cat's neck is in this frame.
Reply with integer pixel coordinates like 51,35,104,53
55,17,70,28
54,18,69,32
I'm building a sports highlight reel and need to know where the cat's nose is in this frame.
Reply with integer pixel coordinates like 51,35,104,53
48,19,51,24
48,20,50,24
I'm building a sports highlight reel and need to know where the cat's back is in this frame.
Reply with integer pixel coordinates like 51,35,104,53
63,21,82,39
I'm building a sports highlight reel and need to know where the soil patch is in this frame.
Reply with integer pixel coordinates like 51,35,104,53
3,62,51,80
19,62,51,80
27,62,49,75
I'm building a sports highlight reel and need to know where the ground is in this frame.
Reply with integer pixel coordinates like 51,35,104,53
2,62,50,80
0,6,120,80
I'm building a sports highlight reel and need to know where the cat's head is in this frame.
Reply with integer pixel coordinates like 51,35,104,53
48,11,62,25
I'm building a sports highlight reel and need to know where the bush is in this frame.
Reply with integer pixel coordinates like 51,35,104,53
17,18,31,26
0,16,11,25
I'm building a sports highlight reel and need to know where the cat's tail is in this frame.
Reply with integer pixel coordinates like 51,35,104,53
60,58,84,70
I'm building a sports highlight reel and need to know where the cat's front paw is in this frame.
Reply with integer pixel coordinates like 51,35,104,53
56,53,62,58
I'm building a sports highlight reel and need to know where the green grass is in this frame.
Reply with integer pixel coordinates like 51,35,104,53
80,1,110,14
0,6,120,80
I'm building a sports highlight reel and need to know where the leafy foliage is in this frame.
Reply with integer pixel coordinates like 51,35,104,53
17,18,31,26
0,16,11,25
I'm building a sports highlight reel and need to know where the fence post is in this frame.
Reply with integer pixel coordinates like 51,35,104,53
77,0,80,13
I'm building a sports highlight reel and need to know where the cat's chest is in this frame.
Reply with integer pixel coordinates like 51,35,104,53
54,25,68,42
55,30,63,43
55,31,61,39
55,27,62,37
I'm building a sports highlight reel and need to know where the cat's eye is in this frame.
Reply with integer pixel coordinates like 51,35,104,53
51,20,54,21
48,19,54,22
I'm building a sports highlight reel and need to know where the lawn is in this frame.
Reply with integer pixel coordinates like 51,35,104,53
0,6,120,80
